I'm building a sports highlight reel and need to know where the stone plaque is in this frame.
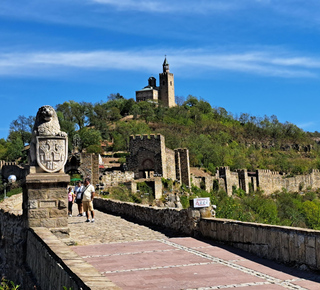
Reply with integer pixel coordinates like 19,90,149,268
36,136,68,173
39,200,57,208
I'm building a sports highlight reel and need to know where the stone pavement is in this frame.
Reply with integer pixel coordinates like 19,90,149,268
68,205,320,289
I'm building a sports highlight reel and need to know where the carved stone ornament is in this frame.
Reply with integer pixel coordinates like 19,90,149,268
36,136,68,173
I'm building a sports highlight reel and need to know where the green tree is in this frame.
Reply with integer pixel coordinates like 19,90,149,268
5,133,24,161
9,115,34,145
130,104,141,120
56,101,91,130
138,101,155,123
78,127,102,151
0,139,8,160
302,200,320,229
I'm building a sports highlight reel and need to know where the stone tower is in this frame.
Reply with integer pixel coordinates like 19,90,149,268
136,57,176,107
159,57,176,108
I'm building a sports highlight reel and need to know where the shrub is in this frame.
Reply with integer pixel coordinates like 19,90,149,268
180,195,189,209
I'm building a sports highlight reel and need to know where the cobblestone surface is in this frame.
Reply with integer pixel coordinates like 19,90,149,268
68,204,168,245
69,205,320,289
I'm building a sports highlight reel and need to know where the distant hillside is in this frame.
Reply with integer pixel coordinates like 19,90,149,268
3,95,320,175
56,96,320,175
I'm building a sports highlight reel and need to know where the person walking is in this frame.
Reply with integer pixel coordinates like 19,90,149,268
74,181,85,216
82,177,95,223
67,187,75,217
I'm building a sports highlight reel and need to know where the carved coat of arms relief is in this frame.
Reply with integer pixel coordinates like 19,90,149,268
36,136,68,173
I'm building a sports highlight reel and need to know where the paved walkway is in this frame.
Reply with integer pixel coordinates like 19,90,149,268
68,206,320,289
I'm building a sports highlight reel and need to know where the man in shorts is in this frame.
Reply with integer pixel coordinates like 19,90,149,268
82,177,95,223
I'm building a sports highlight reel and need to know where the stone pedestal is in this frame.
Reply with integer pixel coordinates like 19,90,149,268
22,172,70,234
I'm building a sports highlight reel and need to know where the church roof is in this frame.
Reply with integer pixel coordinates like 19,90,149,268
136,86,159,92
163,57,168,66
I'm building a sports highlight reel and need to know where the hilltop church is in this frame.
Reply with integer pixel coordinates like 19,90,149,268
136,57,176,107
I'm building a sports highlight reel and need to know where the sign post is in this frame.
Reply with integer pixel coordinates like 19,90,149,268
190,197,210,208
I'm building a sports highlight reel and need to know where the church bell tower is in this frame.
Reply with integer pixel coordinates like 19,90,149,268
159,57,176,107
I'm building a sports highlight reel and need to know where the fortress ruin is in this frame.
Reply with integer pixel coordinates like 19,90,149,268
2,135,320,197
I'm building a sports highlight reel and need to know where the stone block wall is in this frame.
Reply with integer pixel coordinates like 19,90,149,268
237,169,249,194
192,176,201,188
192,167,320,196
127,134,166,178
199,218,320,271
191,169,219,192
102,170,135,187
23,173,69,229
257,169,320,195
0,209,31,288
165,148,176,180
79,153,99,186
93,197,197,235
27,227,119,290
219,167,239,195
0,194,119,289
175,149,191,187
126,134,191,187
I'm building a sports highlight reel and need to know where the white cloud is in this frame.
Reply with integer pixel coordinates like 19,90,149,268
297,121,316,129
91,0,238,13
1,0,320,31
0,48,319,79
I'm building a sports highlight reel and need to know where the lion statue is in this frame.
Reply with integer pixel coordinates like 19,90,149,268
29,105,67,166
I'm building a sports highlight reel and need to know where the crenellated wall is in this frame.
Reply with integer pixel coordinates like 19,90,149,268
127,134,191,186
127,134,166,179
192,167,320,196
257,169,320,195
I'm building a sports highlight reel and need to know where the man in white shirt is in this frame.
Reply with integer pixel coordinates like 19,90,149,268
82,177,95,223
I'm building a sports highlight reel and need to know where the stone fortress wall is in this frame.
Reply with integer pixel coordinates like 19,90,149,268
2,153,320,197
102,170,135,187
126,134,191,187
127,134,166,179
192,166,320,195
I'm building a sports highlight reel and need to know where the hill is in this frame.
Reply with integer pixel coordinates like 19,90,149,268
3,94,320,176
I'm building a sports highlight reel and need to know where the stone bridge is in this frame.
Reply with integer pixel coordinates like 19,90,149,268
1,194,320,289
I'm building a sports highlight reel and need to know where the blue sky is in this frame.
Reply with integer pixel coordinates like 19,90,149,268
1,0,320,139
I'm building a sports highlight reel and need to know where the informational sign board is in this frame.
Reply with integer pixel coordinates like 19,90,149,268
193,197,211,208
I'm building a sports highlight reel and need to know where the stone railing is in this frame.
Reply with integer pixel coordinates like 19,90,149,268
0,194,119,289
94,197,198,236
27,227,119,290
199,218,320,271
94,197,320,271
0,207,31,287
